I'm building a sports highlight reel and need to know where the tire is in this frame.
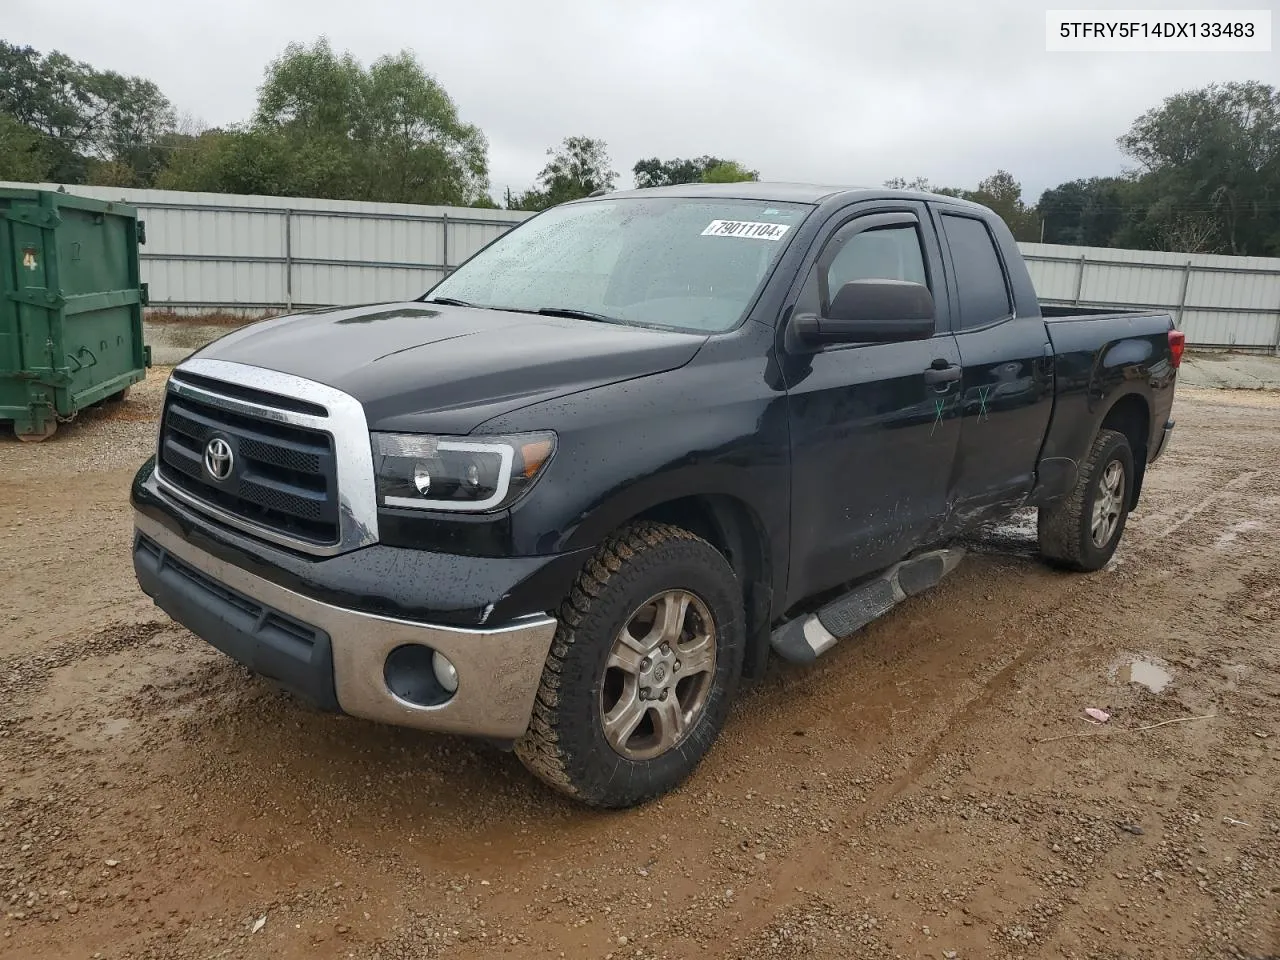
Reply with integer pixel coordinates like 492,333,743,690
515,521,744,808
1038,428,1134,572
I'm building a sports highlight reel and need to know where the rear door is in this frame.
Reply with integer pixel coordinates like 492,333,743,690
932,206,1053,522
782,202,963,608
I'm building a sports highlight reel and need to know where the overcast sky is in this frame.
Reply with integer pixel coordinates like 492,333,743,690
8,0,1277,202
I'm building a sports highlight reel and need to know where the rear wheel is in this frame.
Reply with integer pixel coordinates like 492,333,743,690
1038,428,1134,571
515,522,744,808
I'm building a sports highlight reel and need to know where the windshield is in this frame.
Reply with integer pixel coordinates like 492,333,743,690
425,197,811,332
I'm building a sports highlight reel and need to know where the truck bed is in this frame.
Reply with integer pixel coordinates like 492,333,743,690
1039,303,1168,322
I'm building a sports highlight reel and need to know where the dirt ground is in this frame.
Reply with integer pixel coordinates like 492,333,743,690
2,370,1278,960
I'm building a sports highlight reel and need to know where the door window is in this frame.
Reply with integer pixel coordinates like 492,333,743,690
939,214,1013,329
822,224,929,311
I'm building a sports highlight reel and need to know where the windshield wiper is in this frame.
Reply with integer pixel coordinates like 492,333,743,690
535,306,624,324
422,297,476,307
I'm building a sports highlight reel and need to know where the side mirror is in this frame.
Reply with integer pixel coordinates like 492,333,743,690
794,279,936,345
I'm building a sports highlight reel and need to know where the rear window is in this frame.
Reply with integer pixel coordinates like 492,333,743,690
940,214,1013,329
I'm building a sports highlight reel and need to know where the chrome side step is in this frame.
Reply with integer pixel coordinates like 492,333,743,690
769,548,966,664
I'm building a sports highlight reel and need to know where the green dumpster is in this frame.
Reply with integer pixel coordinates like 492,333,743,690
0,187,150,442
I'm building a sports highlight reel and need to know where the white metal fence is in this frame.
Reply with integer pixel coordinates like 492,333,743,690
5,182,1279,352
1021,242,1280,352
1,182,527,314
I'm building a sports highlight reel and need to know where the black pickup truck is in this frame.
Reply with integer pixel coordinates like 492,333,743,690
131,183,1182,808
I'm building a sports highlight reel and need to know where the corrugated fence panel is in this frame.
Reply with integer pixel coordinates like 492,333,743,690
1022,257,1084,301
1,182,1276,349
293,263,441,306
1179,310,1277,349
1187,268,1280,311
1019,241,1280,351
1080,263,1174,305
448,220,511,266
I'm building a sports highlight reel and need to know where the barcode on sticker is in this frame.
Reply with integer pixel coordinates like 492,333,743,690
701,220,792,241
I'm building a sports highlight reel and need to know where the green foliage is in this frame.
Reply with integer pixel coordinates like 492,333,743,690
701,160,759,184
0,40,176,185
883,176,935,192
155,128,316,197
1117,81,1280,255
965,170,1040,241
0,112,50,181
0,37,492,207
632,155,758,188
255,39,364,134
1036,177,1132,247
509,136,617,210
248,39,490,205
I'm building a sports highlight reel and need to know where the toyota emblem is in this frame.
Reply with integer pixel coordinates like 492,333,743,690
203,437,234,481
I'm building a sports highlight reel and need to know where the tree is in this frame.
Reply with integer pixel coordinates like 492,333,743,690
701,160,759,183
884,176,935,191
0,112,50,181
1118,81,1280,255
634,156,713,188
966,170,1040,241
883,176,964,197
90,73,177,185
885,172,1039,240
249,39,490,205
256,39,364,134
510,136,616,210
358,51,488,205
0,41,177,185
1036,177,1132,246
633,155,757,188
154,126,353,198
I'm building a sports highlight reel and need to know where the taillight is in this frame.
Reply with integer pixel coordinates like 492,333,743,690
1168,329,1185,368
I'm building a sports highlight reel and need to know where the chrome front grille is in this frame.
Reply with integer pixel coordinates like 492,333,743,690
153,358,380,557
160,391,340,544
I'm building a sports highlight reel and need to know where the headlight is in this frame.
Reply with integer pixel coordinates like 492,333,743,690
371,431,556,512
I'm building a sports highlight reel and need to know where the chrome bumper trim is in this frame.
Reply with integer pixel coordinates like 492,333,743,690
135,511,557,740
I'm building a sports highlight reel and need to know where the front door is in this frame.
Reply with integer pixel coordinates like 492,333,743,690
781,203,963,609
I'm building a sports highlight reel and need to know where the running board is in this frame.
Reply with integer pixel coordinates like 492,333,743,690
770,548,966,664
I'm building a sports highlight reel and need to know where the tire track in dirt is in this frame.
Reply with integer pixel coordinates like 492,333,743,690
707,401,1280,955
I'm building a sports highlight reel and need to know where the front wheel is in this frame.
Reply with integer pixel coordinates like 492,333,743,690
515,522,744,808
1038,428,1134,572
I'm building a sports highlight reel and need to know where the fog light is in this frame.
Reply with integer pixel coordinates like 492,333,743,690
384,644,454,706
432,650,459,693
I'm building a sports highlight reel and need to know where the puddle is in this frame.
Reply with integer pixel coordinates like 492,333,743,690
1112,655,1174,693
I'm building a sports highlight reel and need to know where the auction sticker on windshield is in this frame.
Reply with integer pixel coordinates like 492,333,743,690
701,220,792,240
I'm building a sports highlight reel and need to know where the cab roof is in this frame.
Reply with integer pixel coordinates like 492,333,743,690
592,180,991,212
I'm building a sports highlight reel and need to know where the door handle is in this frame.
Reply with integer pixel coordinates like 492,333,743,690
924,363,961,385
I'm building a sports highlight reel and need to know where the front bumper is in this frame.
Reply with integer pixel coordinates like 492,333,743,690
133,509,559,740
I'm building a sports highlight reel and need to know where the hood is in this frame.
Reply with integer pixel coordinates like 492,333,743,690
191,301,708,434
